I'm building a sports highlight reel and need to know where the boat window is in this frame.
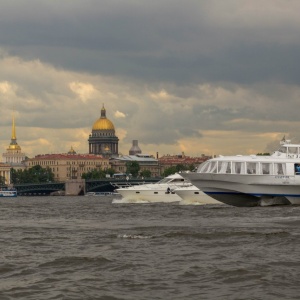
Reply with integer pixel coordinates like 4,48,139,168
278,146,287,154
171,178,185,182
261,163,272,175
199,161,217,173
210,162,217,173
199,161,210,173
158,177,172,184
295,164,300,175
232,162,242,174
225,162,231,174
218,161,231,174
194,192,199,194
288,147,297,155
246,162,257,174
274,163,286,175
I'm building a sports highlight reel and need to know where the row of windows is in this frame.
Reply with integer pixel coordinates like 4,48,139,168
200,161,288,175
92,132,114,137
66,161,108,165
28,161,108,167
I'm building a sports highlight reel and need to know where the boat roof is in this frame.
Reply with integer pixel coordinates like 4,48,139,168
208,140,300,163
166,173,184,179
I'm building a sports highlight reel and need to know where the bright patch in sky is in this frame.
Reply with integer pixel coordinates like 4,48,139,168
69,82,96,103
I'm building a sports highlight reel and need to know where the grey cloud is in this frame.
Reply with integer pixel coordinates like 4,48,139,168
1,1,300,84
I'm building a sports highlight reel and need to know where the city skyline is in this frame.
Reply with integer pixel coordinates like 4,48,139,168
1,1,300,158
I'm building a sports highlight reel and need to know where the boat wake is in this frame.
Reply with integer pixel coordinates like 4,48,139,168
179,199,208,205
112,198,151,204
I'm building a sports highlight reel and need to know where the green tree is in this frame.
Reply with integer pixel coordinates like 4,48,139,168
126,161,140,177
140,169,151,178
105,168,115,177
188,164,196,171
0,175,6,186
163,166,177,177
11,166,55,184
175,164,187,172
11,168,18,184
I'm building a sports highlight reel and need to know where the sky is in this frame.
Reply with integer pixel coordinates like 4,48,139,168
1,0,300,158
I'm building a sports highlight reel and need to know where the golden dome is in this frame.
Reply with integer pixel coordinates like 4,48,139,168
92,105,115,130
92,118,115,130
8,144,21,151
68,146,77,154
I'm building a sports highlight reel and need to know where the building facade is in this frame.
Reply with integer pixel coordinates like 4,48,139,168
26,150,110,182
158,153,211,174
110,154,160,177
88,105,119,157
0,163,11,185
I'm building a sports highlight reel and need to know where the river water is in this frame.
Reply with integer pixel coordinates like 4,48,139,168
0,196,299,300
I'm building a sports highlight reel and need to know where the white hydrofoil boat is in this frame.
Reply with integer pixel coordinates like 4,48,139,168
181,139,300,207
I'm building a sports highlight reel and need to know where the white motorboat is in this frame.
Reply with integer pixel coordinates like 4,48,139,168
115,173,192,203
181,139,300,207
0,188,17,197
175,185,221,205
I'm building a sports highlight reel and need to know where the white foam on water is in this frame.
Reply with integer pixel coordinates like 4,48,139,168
112,198,150,204
179,199,208,205
117,234,153,239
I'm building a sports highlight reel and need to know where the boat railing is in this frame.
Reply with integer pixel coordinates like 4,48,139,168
110,181,146,189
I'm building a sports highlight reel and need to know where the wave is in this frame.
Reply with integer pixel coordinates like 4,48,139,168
117,234,153,239
38,256,112,268
160,230,291,240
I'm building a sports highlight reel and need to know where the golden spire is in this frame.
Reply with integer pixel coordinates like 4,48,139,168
7,111,21,151
12,112,16,140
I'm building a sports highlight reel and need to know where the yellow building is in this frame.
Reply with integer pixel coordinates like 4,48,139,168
26,148,110,182
0,163,11,185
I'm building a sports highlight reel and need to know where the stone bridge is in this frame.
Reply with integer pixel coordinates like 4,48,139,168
15,178,161,196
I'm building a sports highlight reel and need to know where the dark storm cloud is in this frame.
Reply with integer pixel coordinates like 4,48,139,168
1,0,300,84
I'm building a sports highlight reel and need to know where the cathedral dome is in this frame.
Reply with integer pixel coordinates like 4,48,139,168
92,118,115,130
8,144,21,151
92,106,115,130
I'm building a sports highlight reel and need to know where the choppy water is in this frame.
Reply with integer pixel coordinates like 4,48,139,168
0,196,300,300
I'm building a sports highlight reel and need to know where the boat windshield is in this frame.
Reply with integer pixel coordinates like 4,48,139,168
288,147,298,154
158,177,184,184
197,161,209,172
277,146,287,154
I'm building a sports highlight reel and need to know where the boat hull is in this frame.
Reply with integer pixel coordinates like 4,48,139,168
116,189,181,203
0,191,17,197
175,188,221,205
182,173,300,207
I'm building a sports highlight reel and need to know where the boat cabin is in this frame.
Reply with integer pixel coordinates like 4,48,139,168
198,140,300,177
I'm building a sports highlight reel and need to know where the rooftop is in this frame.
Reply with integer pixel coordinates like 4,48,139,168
29,153,107,160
